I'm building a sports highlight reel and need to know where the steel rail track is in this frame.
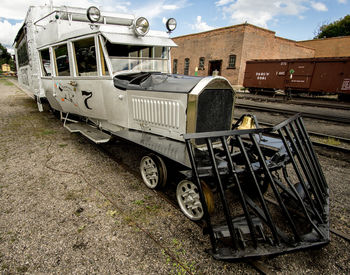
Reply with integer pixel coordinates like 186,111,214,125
235,103,350,124
237,119,350,154
236,93,350,111
265,198,350,243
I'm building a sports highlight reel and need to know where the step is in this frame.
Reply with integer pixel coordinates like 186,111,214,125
64,123,111,144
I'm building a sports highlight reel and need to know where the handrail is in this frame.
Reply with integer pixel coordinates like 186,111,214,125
34,10,59,26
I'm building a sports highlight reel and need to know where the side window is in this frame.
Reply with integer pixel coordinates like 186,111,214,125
199,57,205,70
54,44,70,76
40,49,52,76
228,54,236,69
73,37,97,76
173,59,178,74
184,58,190,75
17,38,29,67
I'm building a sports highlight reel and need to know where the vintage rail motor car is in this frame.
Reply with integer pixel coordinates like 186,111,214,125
14,5,329,260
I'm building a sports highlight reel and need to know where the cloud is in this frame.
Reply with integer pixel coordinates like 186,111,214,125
215,0,234,6
311,1,328,11
0,0,133,53
215,0,310,28
163,5,178,10
134,0,188,19
0,19,23,47
7,48,15,55
0,0,131,20
338,0,347,3
191,16,215,32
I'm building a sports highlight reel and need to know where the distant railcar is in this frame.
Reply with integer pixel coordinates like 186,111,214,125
243,57,350,99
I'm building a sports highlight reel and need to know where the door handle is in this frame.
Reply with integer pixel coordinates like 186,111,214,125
69,81,77,87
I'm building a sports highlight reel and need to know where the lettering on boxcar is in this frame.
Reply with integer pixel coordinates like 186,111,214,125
256,72,270,80
341,79,350,90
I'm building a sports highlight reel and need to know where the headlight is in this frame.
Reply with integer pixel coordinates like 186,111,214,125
133,17,150,36
166,18,177,32
87,6,101,23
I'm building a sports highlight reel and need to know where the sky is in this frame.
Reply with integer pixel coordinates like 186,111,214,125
0,0,349,54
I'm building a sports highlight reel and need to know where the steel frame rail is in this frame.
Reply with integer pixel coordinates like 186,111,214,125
183,114,329,259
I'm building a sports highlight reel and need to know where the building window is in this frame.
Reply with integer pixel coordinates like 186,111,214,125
198,57,205,70
184,58,190,75
40,49,52,76
173,59,178,74
54,44,70,76
228,54,236,69
73,37,97,76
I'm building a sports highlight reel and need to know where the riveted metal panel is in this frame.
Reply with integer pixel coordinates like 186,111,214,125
132,96,180,129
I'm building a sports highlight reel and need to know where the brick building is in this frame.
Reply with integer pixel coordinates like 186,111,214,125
298,36,350,57
171,23,315,87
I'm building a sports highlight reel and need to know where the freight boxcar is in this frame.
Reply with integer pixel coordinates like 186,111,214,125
243,57,350,99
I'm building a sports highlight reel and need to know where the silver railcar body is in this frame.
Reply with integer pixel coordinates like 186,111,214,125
14,5,235,142
14,6,329,261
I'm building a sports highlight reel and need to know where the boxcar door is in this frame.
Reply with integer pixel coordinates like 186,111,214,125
310,60,347,93
286,61,315,91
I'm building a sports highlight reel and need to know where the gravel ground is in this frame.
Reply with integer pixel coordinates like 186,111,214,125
0,78,349,274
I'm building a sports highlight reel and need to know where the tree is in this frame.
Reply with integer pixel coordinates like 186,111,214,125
314,15,350,39
0,43,15,71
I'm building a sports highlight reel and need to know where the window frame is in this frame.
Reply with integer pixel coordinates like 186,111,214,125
227,54,236,69
198,57,205,70
72,36,99,77
39,47,53,78
17,38,29,68
173,59,178,74
104,41,169,74
184,58,190,75
52,42,72,77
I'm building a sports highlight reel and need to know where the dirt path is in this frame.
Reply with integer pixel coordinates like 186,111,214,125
0,78,349,274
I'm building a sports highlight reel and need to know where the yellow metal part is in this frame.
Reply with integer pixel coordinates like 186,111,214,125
201,180,214,214
237,116,255,130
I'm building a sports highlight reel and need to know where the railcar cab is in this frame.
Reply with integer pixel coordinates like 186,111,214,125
35,6,176,129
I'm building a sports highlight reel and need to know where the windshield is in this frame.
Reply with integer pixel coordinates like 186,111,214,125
106,41,170,74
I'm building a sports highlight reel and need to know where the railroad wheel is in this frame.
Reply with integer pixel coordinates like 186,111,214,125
176,180,214,221
139,154,167,189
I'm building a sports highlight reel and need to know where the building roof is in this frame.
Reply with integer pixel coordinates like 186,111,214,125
173,23,314,51
173,23,275,40
299,35,350,43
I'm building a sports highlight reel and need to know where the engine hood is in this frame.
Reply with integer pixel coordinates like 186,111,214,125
113,72,234,94
113,72,204,93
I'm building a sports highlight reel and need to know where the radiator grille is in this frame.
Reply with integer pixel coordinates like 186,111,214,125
196,89,233,133
132,97,180,129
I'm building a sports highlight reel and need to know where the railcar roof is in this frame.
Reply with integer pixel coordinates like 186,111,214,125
15,5,176,48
